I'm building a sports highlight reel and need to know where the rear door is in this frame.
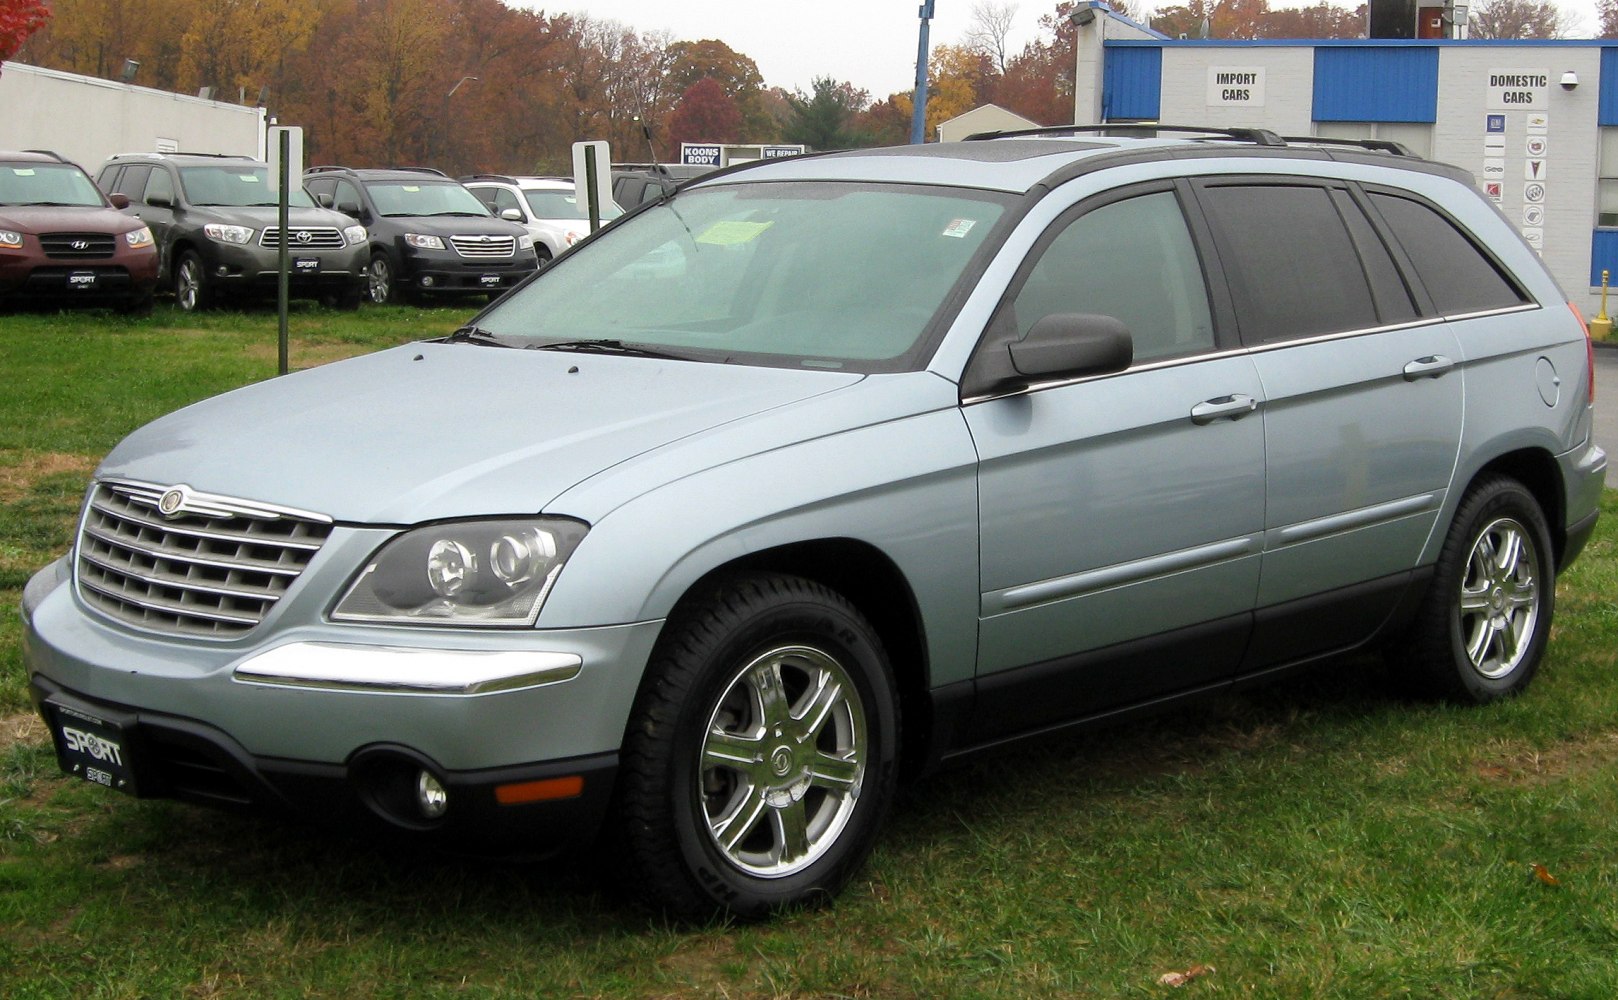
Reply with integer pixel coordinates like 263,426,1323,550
1191,178,1464,670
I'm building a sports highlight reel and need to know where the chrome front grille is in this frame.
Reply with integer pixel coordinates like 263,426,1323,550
259,227,346,250
41,232,117,259
75,481,333,638
451,234,516,258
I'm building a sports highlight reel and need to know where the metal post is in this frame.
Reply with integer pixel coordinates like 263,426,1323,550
910,2,935,145
276,128,290,376
584,144,601,233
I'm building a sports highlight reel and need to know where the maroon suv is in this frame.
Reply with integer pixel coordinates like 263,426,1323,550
0,150,159,313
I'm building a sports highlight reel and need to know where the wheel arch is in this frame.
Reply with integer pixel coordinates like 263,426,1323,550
662,538,936,779
1470,447,1568,567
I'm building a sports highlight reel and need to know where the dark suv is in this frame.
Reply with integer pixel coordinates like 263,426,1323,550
97,153,369,311
304,166,539,305
0,150,159,313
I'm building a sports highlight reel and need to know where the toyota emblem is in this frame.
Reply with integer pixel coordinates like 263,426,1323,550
295,230,312,244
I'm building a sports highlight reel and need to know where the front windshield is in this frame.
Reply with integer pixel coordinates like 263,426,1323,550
479,180,1011,371
524,188,622,222
0,162,105,207
178,165,316,207
367,181,490,217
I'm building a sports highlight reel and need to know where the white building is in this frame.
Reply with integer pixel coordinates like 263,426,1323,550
1068,2,1618,317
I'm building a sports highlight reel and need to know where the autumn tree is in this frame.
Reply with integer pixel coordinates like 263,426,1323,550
1468,0,1568,38
1264,2,1368,37
664,38,772,141
0,0,50,63
668,77,743,145
1152,0,1276,40
1602,0,1618,36
895,43,997,139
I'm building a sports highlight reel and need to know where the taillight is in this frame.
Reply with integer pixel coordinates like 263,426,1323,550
1570,301,1595,404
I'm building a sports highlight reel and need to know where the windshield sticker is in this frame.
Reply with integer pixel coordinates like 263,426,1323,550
695,220,775,246
236,174,262,183
403,185,421,192
941,218,977,239
11,168,36,176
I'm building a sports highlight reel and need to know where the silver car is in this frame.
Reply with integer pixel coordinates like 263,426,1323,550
23,128,1606,919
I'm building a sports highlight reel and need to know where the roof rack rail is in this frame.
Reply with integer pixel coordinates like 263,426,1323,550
1277,135,1417,157
20,149,68,162
964,123,1287,147
460,173,518,185
387,166,449,177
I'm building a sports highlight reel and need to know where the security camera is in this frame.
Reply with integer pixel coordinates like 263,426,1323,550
1561,70,1578,90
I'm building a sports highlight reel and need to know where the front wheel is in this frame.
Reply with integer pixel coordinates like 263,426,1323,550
173,250,210,312
366,253,394,305
614,573,899,920
1399,476,1555,703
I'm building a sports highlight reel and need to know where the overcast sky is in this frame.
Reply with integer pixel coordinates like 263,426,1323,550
540,2,1605,100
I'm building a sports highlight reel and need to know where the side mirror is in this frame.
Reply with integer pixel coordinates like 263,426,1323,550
336,201,362,219
108,192,130,210
145,191,173,208
1007,313,1133,383
500,207,523,222
316,192,334,208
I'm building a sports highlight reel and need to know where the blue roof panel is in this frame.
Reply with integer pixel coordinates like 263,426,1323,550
1313,46,1439,123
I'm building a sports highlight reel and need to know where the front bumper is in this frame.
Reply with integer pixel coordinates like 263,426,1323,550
22,555,660,850
399,248,538,295
198,241,368,297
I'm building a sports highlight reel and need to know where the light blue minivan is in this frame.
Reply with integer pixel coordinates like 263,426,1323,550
24,128,1605,918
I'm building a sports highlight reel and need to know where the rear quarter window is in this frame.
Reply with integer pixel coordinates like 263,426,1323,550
1366,191,1527,315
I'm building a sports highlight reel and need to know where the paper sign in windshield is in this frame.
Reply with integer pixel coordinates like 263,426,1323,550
941,218,977,239
695,220,775,246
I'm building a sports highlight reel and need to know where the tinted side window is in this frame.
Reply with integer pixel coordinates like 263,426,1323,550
143,167,174,205
109,164,151,199
1009,190,1215,364
1198,183,1378,345
492,188,522,215
1367,192,1527,315
333,179,364,213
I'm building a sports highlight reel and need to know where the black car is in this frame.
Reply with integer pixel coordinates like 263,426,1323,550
97,153,369,311
304,166,539,305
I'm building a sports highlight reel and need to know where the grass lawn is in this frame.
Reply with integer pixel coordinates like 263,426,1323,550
3,305,1618,998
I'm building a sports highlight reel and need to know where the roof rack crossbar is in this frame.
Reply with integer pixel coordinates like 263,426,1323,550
1277,135,1416,157
963,123,1286,146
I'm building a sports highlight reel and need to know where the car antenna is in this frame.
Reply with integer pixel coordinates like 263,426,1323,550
635,116,668,179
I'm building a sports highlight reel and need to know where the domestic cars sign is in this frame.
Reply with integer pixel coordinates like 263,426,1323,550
1486,70,1549,111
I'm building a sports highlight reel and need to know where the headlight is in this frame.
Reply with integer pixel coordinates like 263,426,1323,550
125,227,154,249
0,230,22,248
404,233,445,250
203,223,254,245
332,518,588,627
518,234,535,251
343,224,367,246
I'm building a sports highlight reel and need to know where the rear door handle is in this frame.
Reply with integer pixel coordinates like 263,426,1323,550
1403,355,1455,380
1190,393,1258,425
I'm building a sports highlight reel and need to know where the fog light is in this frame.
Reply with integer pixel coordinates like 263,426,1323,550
420,275,435,287
416,769,448,819
214,265,230,277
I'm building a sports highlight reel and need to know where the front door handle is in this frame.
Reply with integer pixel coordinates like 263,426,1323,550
1403,355,1455,380
1190,393,1258,425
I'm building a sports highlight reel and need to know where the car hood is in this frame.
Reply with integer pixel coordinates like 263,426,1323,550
0,204,148,235
97,342,863,524
187,205,356,229
381,214,527,237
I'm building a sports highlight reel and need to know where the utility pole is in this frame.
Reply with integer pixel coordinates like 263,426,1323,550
910,1,935,144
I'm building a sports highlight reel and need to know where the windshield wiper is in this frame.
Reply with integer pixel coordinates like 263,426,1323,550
530,339,688,360
441,325,519,348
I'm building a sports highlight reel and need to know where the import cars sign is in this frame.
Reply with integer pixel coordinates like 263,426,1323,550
1486,70,1549,110
1206,67,1265,107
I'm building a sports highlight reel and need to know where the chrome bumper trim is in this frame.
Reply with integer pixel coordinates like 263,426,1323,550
232,641,583,696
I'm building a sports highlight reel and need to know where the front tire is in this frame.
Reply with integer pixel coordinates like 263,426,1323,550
366,252,395,305
173,250,210,312
614,573,899,920
1400,476,1555,703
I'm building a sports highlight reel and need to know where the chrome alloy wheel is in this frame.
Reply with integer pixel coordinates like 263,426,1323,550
367,255,393,304
175,256,203,311
699,644,867,878
1457,516,1541,680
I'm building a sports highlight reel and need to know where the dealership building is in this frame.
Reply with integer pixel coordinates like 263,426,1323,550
1068,2,1618,318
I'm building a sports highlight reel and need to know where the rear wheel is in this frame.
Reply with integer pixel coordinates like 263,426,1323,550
614,573,899,920
1400,476,1555,703
173,250,210,312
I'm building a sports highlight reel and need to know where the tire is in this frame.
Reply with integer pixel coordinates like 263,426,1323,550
366,253,395,305
614,573,899,920
1399,475,1555,703
536,246,553,268
173,250,210,312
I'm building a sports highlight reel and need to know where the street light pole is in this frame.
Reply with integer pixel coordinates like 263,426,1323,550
910,2,935,145
441,75,478,169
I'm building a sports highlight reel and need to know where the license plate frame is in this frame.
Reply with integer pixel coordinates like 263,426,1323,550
479,274,502,287
46,700,138,795
67,271,98,290
293,256,321,273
